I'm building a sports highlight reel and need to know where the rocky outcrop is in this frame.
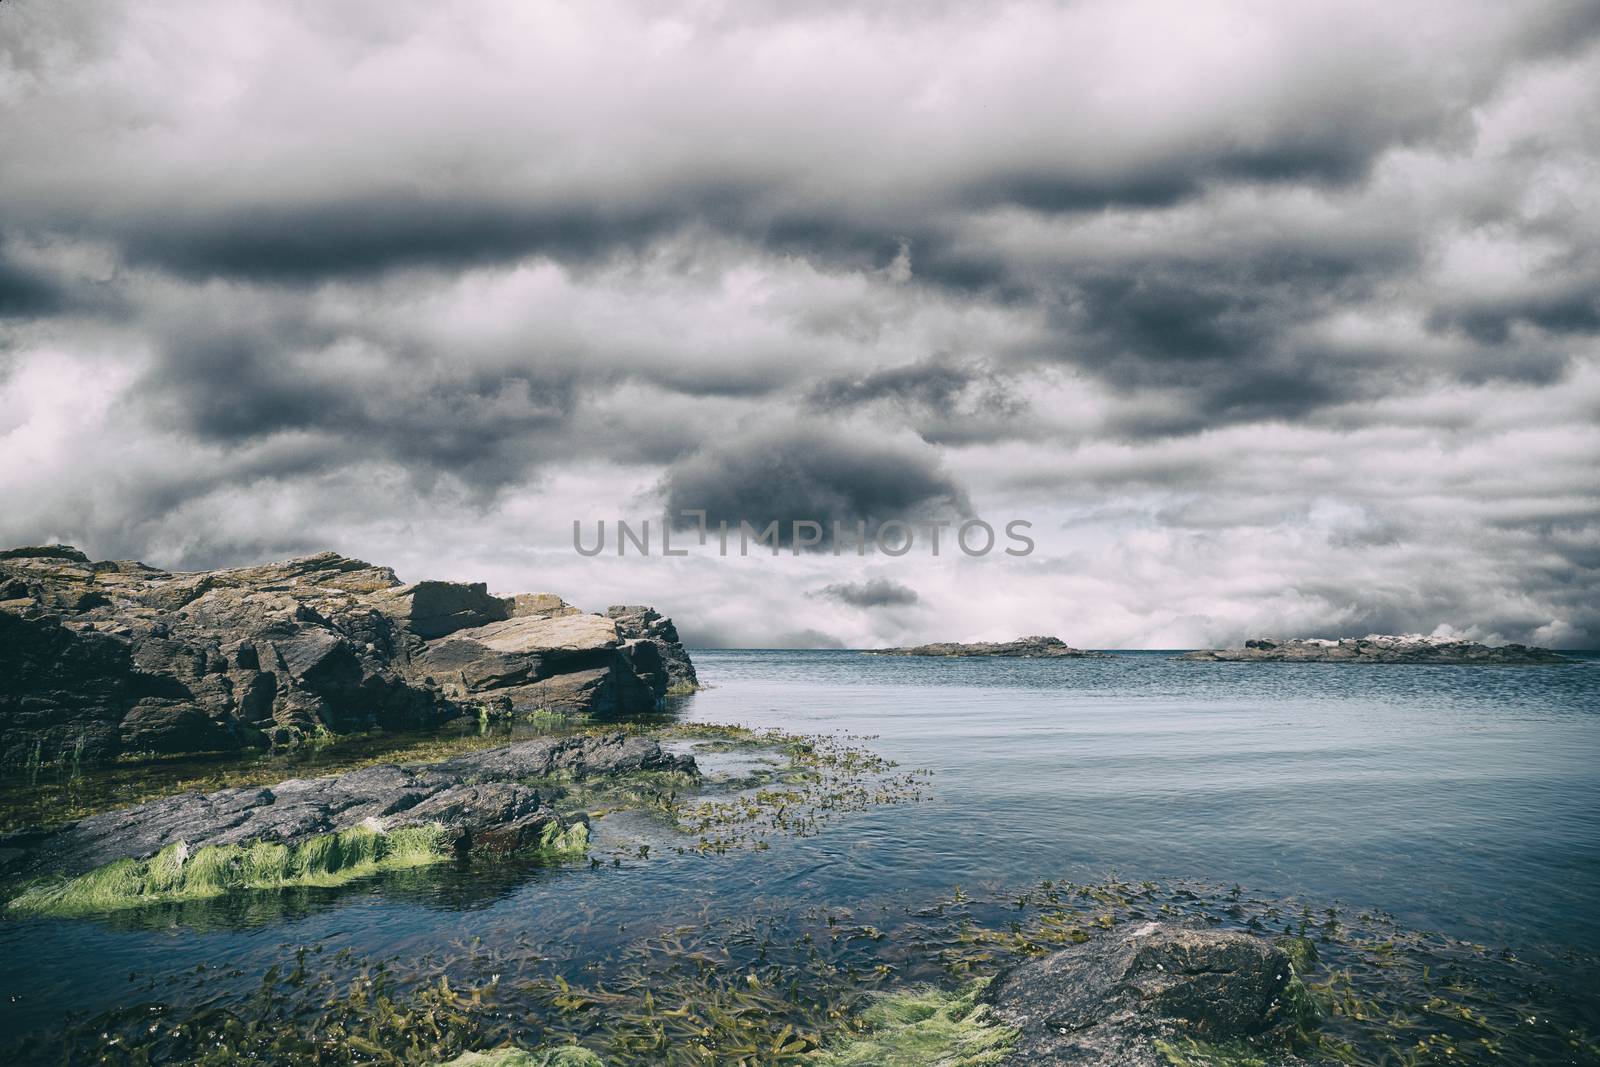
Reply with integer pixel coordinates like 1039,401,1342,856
865,635,1108,658
0,733,694,885
986,923,1317,1066
1181,634,1570,665
606,605,699,692
0,546,697,764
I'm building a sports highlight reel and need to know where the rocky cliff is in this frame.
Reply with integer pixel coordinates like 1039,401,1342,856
0,546,698,765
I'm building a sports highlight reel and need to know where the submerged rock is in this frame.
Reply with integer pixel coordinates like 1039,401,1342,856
865,635,1107,658
0,546,697,763
1181,634,1570,665
0,732,695,901
984,922,1317,1065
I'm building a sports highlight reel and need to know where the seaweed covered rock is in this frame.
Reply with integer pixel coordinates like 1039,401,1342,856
984,923,1317,1066
0,546,698,763
814,978,1018,1066
2,732,695,913
1181,635,1570,665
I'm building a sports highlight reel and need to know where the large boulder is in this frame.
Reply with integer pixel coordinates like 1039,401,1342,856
0,546,698,764
985,923,1317,1066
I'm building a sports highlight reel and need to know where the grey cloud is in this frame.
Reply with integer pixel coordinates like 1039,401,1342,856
0,240,67,319
805,357,1026,444
810,578,920,609
661,424,971,549
807,358,1018,417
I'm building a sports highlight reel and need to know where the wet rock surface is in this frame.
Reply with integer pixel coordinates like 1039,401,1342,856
0,733,695,883
986,922,1315,1065
865,635,1108,658
0,546,696,764
1181,634,1570,665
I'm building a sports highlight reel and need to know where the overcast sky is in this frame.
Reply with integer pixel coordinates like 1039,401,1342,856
2,0,1598,648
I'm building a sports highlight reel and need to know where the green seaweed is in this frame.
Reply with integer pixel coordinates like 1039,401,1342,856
438,1046,605,1066
6,823,454,916
1154,1036,1276,1066
811,979,1017,1067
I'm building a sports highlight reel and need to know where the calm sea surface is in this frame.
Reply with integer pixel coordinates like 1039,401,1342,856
3,649,1598,1039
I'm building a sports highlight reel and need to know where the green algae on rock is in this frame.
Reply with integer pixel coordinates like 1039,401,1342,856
0,733,691,917
810,979,1017,1066
6,823,453,916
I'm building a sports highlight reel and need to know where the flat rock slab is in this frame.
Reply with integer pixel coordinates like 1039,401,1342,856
1,733,694,883
451,614,620,654
987,923,1313,1066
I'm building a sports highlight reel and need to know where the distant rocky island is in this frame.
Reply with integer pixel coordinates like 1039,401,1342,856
0,545,697,765
1181,634,1570,665
865,635,1108,658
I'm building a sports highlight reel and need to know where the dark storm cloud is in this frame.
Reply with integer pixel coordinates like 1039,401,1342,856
1429,282,1600,345
109,195,736,283
0,241,64,319
129,301,579,494
809,578,920,609
661,424,971,548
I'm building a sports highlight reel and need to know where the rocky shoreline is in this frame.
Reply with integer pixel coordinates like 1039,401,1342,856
437,921,1320,1067
865,635,1107,658
0,546,697,766
0,732,694,914
1181,634,1570,665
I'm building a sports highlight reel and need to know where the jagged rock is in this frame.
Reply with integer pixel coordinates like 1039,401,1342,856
865,635,1108,658
0,733,695,884
0,546,697,763
986,923,1316,1066
606,605,699,691
1181,634,1570,665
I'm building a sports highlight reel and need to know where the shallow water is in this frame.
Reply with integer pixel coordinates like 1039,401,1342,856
2,649,1598,1053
